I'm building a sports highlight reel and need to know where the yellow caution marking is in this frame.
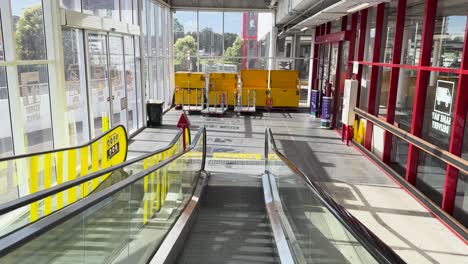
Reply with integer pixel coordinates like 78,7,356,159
91,142,99,190
80,147,89,198
156,153,161,211
43,153,52,216
143,173,148,225
29,156,39,222
162,151,167,206
67,149,77,204
56,152,64,210
150,156,155,218
212,153,261,160
102,112,109,133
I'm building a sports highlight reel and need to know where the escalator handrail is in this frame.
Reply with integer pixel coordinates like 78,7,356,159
265,128,405,264
0,125,128,162
0,126,206,257
0,129,185,216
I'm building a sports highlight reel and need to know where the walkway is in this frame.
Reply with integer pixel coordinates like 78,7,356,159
128,109,468,264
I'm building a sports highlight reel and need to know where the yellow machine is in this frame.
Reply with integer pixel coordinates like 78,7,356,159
269,70,300,108
240,70,269,107
208,73,238,107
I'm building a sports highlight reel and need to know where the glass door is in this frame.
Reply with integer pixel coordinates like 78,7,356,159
87,32,111,137
108,35,127,129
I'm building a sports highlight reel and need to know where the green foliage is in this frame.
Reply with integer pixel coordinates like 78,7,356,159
174,35,197,66
16,5,46,60
224,37,243,64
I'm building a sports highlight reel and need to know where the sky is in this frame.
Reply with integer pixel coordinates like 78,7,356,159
11,0,41,16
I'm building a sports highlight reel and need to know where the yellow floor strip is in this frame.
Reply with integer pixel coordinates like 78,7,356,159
212,153,261,160
43,153,52,216
56,152,64,209
29,156,39,222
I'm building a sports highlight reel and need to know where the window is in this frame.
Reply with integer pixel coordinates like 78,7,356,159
82,0,120,21
382,2,397,63
430,1,467,68
401,0,424,65
224,12,243,69
62,28,89,145
363,6,377,61
17,64,53,153
359,66,371,110
61,0,81,11
394,69,417,131
0,67,13,157
198,12,223,57
12,0,47,60
173,11,198,71
121,0,134,24
377,67,391,117
124,36,137,133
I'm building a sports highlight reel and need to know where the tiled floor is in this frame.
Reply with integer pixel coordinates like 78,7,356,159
129,109,468,264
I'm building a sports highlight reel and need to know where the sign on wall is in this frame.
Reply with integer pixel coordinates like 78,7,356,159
431,80,454,135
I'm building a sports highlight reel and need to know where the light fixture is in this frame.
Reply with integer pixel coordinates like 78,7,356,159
347,2,369,13
300,27,309,32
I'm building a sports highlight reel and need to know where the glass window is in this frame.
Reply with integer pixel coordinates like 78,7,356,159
276,36,293,58
377,67,391,117
382,2,397,63
62,28,89,145
0,13,4,61
82,0,120,21
109,36,127,128
453,172,467,227
174,11,198,71
124,36,137,134
330,19,341,33
121,0,133,24
17,64,53,153
0,67,13,157
416,153,446,206
150,3,156,56
12,0,47,60
430,1,467,68
401,0,424,65
61,0,81,11
359,65,371,110
88,33,110,137
354,13,361,60
394,69,417,131
224,12,243,68
198,12,223,57
363,6,377,61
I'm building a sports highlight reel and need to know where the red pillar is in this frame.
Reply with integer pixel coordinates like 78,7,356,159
331,16,348,128
442,19,468,214
345,13,358,79
311,26,320,91
405,0,438,185
364,3,385,150
355,9,368,108
383,0,407,163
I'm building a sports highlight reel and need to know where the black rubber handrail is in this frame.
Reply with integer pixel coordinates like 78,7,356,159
0,125,128,162
0,129,184,216
0,126,206,257
265,128,406,264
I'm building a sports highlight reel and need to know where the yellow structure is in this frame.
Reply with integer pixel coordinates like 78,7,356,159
240,70,269,107
269,70,300,108
174,72,205,106
208,73,238,106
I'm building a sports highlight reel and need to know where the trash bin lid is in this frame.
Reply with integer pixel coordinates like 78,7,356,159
147,99,164,105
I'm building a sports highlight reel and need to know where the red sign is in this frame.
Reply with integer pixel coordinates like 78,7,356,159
177,112,191,129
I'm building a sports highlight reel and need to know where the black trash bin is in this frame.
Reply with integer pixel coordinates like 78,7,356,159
147,100,164,127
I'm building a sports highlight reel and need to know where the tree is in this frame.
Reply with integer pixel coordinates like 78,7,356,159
174,35,197,70
223,33,238,52
173,18,185,42
16,5,46,61
224,37,243,65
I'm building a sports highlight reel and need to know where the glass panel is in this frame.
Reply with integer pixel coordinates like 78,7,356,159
453,172,467,227
359,65,371,111
363,6,377,62
390,137,409,176
18,64,53,153
0,67,13,157
82,0,120,21
401,0,424,65
267,142,378,263
224,12,243,63
430,2,466,68
0,131,203,264
121,0,133,24
382,2,397,64
124,37,137,134
62,28,90,146
276,36,293,58
198,12,223,57
377,67,391,117
394,69,417,131
173,11,198,71
416,153,446,205
12,0,47,60
88,33,111,138
61,0,81,11
109,36,127,128
0,13,4,60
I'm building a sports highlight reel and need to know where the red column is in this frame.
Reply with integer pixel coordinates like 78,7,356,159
331,16,348,128
405,0,438,185
442,19,468,214
364,3,385,150
355,9,368,108
383,0,407,163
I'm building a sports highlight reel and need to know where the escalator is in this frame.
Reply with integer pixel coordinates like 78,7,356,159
0,127,405,264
